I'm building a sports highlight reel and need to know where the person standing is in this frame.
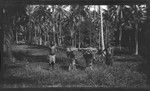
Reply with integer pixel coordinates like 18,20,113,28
48,43,56,69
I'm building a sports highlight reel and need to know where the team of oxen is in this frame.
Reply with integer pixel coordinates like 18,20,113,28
48,44,113,71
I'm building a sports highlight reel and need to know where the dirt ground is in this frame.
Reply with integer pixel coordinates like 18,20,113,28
0,45,148,88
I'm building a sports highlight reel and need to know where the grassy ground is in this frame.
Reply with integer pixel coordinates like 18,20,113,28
0,45,148,88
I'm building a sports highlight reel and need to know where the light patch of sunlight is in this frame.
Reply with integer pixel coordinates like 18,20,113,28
47,5,52,9
29,5,107,13
46,5,70,12
89,5,107,12
63,5,71,11
47,5,53,12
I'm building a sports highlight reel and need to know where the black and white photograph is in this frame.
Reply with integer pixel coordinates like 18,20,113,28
1,0,150,89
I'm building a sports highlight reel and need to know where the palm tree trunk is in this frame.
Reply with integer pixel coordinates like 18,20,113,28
16,31,18,44
48,33,49,44
59,22,62,46
53,26,55,45
75,33,76,48
100,6,105,51
72,36,74,47
71,27,74,47
78,16,82,49
78,23,81,49
119,28,122,50
34,29,37,44
90,24,91,46
98,6,101,50
106,22,108,47
44,34,46,45
129,36,131,53
79,29,81,49
39,28,42,45
52,5,56,45
56,33,60,45
39,37,42,45
135,24,139,55
29,29,32,44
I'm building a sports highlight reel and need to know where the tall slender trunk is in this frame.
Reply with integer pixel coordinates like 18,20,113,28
105,22,108,47
78,16,82,49
16,31,18,44
98,6,101,50
39,37,42,45
52,6,56,45
72,36,74,47
59,21,62,46
60,13,63,46
53,26,55,45
34,29,36,44
44,34,46,45
29,30,32,44
135,24,139,55
119,28,122,50
89,24,91,46
78,28,81,49
129,36,132,53
39,27,42,45
48,33,49,45
71,27,74,47
56,33,58,45
75,33,76,48
100,6,105,51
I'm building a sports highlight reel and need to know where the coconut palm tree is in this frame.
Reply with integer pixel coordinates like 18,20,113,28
53,5,70,46
130,5,147,55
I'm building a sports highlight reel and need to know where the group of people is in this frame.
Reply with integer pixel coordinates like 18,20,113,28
47,43,112,70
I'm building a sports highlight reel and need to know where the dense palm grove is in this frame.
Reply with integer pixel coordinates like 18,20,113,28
1,4,150,87
3,5,148,56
